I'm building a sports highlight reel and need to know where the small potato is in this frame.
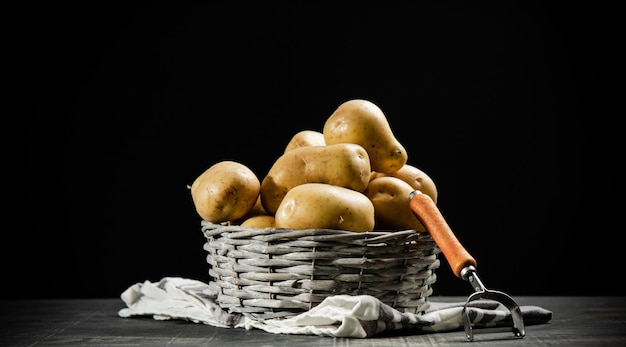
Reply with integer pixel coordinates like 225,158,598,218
370,164,438,203
240,215,276,228
233,195,267,224
190,160,260,223
261,143,371,215
364,176,426,231
275,183,375,232
284,130,326,152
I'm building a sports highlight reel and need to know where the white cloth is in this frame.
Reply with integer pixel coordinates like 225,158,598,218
118,277,552,338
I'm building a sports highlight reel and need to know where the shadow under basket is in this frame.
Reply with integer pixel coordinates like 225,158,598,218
201,220,441,320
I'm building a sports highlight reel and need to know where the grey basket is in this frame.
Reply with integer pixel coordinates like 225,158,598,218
202,220,441,320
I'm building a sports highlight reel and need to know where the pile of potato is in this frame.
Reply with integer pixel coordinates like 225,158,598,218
189,99,438,232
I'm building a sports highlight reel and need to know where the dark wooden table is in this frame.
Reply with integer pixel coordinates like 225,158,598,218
1,296,625,346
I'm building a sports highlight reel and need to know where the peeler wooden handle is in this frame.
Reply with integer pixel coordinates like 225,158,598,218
409,190,477,278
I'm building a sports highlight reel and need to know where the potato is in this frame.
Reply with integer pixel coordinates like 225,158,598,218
275,183,375,232
284,130,326,152
190,160,260,223
370,164,438,203
364,176,426,231
240,215,276,228
233,195,267,224
260,143,371,215
323,99,408,174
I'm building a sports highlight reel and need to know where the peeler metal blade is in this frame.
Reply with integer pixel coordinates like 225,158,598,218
460,266,525,341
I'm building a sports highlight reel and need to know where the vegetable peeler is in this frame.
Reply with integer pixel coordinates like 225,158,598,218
408,190,525,341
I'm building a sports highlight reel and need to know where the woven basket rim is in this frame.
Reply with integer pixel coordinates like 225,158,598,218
201,220,431,242
201,219,428,233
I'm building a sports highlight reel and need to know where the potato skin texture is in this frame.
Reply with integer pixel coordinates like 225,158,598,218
284,130,326,152
232,195,268,225
260,143,371,215
364,176,426,232
240,215,276,228
190,161,260,223
370,164,438,203
323,99,408,174
275,183,375,232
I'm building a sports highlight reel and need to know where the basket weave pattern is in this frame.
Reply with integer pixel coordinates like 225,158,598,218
202,220,441,319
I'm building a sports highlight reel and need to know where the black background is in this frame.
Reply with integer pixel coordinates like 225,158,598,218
10,2,617,299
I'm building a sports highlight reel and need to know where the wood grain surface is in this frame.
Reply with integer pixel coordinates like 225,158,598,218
1,296,624,346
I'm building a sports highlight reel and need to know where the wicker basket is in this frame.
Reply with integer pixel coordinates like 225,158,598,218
202,220,441,320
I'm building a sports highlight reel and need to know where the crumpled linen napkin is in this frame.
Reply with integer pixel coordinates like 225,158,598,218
118,277,552,338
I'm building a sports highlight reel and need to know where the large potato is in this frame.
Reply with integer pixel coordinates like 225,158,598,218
275,183,375,232
260,143,371,215
190,160,260,223
364,176,426,232
370,163,438,203
323,99,408,174
284,130,326,152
